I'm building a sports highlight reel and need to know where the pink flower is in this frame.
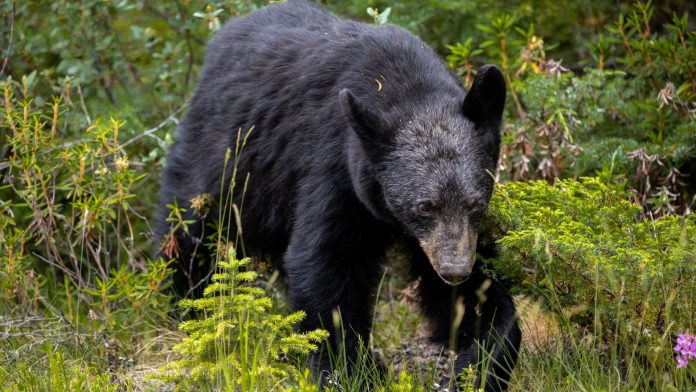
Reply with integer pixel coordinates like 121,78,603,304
674,333,696,369
677,356,689,369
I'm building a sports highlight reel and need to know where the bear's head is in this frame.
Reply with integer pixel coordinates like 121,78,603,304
340,65,505,285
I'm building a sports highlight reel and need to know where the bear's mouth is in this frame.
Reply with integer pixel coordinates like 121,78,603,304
434,269,470,286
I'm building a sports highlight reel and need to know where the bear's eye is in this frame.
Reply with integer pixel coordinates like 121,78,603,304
417,201,437,216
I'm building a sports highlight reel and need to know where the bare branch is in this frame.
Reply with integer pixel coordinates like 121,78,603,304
119,101,188,150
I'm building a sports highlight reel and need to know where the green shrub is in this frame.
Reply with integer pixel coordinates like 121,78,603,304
0,80,172,333
489,178,695,330
0,80,172,388
156,247,328,391
486,177,696,388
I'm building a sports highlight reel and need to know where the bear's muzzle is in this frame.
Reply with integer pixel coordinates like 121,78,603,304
419,220,478,286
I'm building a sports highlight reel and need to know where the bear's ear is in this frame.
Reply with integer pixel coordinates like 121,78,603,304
462,64,506,129
339,88,389,146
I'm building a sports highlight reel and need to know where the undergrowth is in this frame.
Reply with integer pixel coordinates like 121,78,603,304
0,79,173,390
487,178,696,391
155,248,328,391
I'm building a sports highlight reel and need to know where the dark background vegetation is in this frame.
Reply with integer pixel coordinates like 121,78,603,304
0,0,694,390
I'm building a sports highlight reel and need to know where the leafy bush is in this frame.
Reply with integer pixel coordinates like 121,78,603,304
5,1,258,128
325,0,645,61
444,1,695,216
489,178,695,331
0,80,171,331
156,247,328,391
486,178,696,388
0,80,172,387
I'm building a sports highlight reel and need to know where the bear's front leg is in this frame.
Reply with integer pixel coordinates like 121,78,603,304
282,196,389,380
416,262,521,392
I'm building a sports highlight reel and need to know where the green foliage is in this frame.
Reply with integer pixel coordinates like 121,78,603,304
0,81,172,333
446,38,483,85
324,0,684,63
508,332,693,391
486,178,696,388
1,349,121,392
376,371,423,392
156,247,328,391
0,80,173,389
457,366,484,392
5,0,261,125
596,1,696,151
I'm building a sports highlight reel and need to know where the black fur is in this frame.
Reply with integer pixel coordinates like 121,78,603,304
157,1,520,390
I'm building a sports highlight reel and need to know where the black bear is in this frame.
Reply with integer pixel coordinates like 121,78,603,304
157,0,520,390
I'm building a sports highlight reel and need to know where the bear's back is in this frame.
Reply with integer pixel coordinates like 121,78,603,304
202,1,361,75
193,0,460,130
200,0,447,90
